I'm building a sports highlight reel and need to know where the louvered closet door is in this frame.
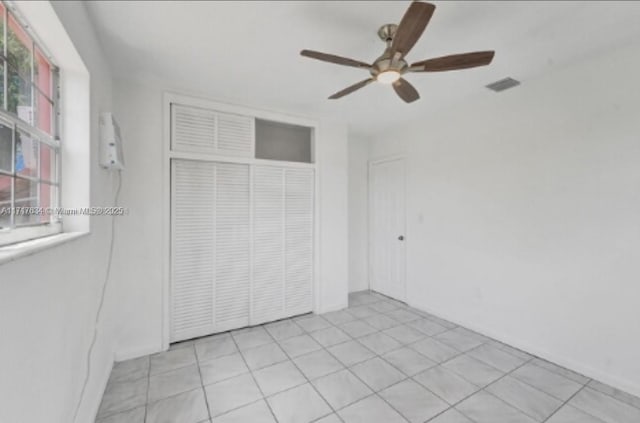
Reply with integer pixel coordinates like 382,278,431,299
251,166,314,325
171,159,250,342
213,163,251,332
284,168,314,316
171,160,216,341
251,166,285,324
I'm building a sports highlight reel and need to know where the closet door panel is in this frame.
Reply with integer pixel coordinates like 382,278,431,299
213,162,251,331
251,166,285,324
171,104,254,158
171,105,217,154
171,159,216,342
216,112,255,157
284,168,314,316
171,160,251,341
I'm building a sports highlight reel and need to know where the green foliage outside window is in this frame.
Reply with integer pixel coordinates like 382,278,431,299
0,14,36,118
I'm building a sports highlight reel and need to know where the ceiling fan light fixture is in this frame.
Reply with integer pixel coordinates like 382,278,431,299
300,2,495,103
376,70,401,84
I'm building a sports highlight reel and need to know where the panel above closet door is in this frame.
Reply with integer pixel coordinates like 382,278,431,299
217,113,255,157
171,106,217,154
171,104,254,158
251,166,285,325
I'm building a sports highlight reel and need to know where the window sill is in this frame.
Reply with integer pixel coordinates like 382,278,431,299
0,232,88,265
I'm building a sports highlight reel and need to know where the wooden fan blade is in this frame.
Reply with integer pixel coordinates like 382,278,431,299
410,51,495,72
301,50,371,69
390,2,436,58
329,78,374,99
392,78,420,103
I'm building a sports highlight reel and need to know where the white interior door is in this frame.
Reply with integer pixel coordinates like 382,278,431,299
369,158,406,302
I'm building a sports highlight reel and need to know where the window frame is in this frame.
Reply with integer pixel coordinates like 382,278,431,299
0,0,61,247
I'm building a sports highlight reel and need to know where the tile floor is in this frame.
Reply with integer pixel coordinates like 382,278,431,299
96,290,640,423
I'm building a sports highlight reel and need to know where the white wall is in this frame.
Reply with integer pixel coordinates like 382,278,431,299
0,2,117,423
317,121,350,312
367,39,640,397
108,81,165,359
348,135,370,293
111,80,350,357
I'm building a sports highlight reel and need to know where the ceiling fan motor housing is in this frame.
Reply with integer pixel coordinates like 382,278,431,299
372,24,408,78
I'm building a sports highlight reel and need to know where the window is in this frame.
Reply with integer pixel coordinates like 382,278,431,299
0,1,60,246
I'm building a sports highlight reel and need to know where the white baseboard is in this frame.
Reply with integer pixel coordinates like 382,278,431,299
115,302,351,363
407,301,640,399
348,288,368,294
114,342,163,362
319,301,349,314
83,353,114,423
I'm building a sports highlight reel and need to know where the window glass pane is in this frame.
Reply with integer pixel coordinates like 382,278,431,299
15,130,38,179
39,182,54,223
8,69,32,123
7,13,32,80
35,90,52,134
7,13,33,124
0,61,4,111
35,48,53,134
0,3,5,54
14,176,37,225
0,4,4,110
0,121,11,172
0,9,60,237
34,48,51,95
39,142,56,183
0,174,10,228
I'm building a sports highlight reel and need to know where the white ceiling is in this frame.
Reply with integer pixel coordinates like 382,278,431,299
85,1,640,137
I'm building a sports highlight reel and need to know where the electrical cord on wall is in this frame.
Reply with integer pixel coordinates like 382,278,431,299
72,170,122,423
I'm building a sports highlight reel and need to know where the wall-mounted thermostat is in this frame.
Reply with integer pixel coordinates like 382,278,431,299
99,112,125,170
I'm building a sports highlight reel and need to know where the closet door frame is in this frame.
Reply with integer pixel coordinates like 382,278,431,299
162,92,320,349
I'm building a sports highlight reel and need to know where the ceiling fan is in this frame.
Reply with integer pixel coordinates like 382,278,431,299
300,1,495,103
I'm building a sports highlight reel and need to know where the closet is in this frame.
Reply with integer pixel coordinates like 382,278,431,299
169,100,315,342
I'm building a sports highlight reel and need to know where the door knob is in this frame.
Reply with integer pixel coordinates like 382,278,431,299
398,235,404,241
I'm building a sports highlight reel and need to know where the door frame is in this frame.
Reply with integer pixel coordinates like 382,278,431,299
162,92,320,349
368,155,407,302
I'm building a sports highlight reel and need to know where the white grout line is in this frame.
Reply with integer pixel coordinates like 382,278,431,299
194,295,505,422
144,355,151,421
541,384,590,423
259,318,347,423
193,342,213,421
227,332,281,423
97,291,640,423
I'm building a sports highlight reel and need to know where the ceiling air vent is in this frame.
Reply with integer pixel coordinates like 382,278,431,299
486,77,520,92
